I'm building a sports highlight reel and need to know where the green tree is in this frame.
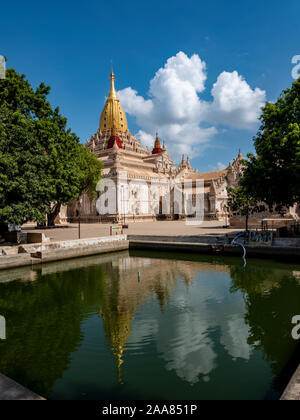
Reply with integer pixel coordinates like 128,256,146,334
0,106,50,224
46,141,103,226
241,78,300,210
0,69,103,226
227,186,265,232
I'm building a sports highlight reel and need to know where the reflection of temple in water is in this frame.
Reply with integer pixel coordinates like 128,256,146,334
98,255,233,383
99,256,205,382
97,255,300,386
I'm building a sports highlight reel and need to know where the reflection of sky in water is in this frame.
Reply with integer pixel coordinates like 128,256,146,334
1,252,299,400
128,270,251,385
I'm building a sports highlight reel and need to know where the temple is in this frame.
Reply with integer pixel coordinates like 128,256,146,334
67,70,244,223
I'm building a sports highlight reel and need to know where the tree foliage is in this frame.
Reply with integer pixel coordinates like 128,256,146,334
0,69,103,225
227,186,265,231
241,78,300,210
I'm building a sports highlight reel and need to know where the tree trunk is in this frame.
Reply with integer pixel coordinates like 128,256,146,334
245,213,249,233
47,203,61,227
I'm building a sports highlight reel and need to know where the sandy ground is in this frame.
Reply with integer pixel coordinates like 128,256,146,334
22,220,241,242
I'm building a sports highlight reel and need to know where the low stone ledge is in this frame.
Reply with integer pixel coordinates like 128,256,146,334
128,234,221,244
1,237,299,271
0,374,45,400
0,236,129,270
273,238,300,247
19,235,127,254
0,254,37,270
281,364,300,400
35,241,129,262
129,240,300,261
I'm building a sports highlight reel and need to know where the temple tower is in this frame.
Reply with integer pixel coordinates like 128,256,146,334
99,70,128,133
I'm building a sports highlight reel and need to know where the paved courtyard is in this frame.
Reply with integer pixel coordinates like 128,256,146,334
23,220,241,242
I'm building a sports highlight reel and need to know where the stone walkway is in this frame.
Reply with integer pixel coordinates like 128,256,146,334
281,364,300,400
23,220,241,242
0,374,44,400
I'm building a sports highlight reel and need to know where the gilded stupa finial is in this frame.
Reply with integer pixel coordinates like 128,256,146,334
99,66,128,132
109,66,117,99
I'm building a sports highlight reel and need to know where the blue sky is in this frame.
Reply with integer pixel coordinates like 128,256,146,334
1,0,299,172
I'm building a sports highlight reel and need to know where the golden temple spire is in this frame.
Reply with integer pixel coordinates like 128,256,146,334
99,67,128,132
109,69,118,99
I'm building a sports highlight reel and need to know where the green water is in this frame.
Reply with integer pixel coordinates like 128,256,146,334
0,250,299,400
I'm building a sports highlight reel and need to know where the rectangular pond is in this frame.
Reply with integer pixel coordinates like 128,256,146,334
0,250,300,400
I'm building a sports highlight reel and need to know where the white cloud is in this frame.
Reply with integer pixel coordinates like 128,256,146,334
208,71,266,129
118,87,153,118
118,52,266,161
